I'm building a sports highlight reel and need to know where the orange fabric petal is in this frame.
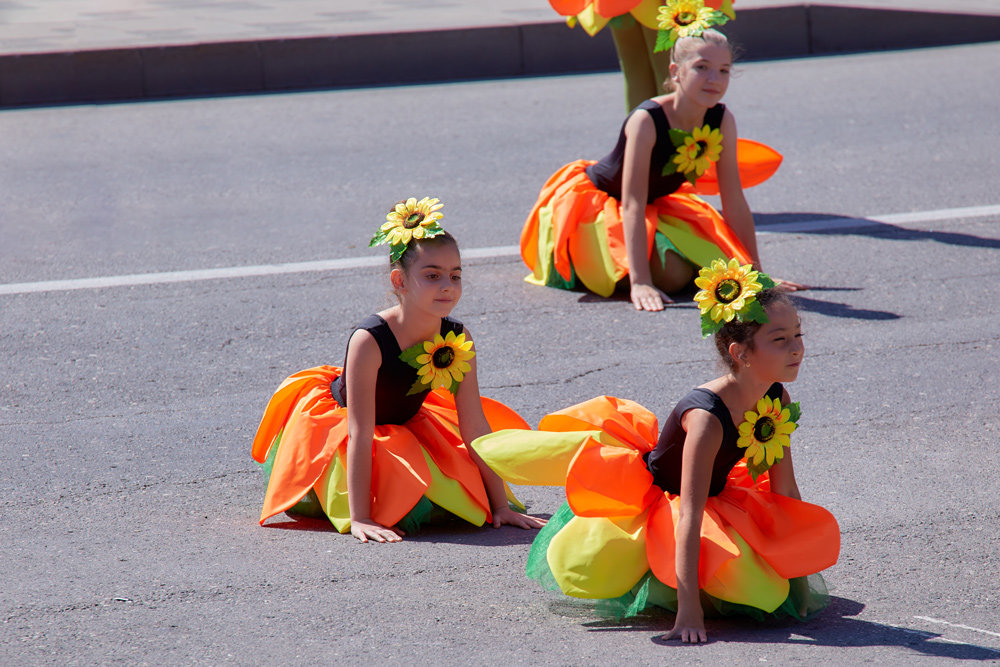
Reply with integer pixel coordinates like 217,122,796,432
551,182,608,282
594,197,659,279
405,414,490,525
423,389,530,432
521,160,597,275
251,365,342,463
549,0,589,15
712,487,841,578
654,194,752,265
645,495,741,588
593,0,642,16
258,373,349,523
539,395,658,454
368,425,433,528
681,138,783,196
566,437,658,517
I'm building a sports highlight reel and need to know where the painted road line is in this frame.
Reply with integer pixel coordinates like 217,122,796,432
2,203,998,297
914,615,1000,640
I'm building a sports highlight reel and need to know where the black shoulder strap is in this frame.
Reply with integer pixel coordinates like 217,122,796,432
766,382,784,401
640,100,672,142
354,313,399,359
441,316,464,336
705,103,726,129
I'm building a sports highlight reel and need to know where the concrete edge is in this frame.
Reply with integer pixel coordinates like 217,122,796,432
1,5,998,107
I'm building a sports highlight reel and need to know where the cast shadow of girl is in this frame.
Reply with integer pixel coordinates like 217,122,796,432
576,596,1000,660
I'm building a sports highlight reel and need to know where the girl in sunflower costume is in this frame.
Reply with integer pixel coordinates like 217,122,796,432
475,259,839,642
522,24,804,312
251,198,546,543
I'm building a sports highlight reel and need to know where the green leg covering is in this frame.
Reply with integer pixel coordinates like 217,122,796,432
611,20,671,112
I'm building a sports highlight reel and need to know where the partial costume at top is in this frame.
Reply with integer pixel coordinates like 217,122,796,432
475,260,840,620
251,314,529,532
520,99,782,297
546,0,736,110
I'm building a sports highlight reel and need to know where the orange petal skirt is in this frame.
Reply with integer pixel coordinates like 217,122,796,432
251,366,529,532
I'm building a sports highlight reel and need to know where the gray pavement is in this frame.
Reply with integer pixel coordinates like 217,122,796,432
2,42,1000,664
2,1,1000,106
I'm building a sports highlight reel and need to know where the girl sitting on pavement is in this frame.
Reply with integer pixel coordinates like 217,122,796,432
521,22,804,312
251,197,546,543
476,259,839,641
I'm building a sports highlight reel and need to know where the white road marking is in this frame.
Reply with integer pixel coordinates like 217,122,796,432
1,204,998,297
914,615,1000,640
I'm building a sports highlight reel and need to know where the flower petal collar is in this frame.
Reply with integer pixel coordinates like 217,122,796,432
399,330,475,395
737,396,800,480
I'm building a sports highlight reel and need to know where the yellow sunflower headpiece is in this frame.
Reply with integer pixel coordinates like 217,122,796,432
399,330,475,395
737,395,800,481
654,0,732,53
693,257,776,337
369,196,446,263
662,124,724,184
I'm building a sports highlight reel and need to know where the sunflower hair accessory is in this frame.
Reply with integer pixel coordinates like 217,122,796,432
737,395,800,481
693,257,776,337
654,0,733,53
399,330,475,396
369,196,445,263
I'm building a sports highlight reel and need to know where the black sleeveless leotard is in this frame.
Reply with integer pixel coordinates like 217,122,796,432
586,100,726,204
330,314,464,425
645,382,784,496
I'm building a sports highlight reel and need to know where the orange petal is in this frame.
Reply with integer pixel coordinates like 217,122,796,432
566,437,656,517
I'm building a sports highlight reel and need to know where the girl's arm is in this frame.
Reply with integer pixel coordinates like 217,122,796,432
454,330,546,530
663,408,722,644
622,110,671,311
717,110,806,290
345,329,403,543
767,387,802,500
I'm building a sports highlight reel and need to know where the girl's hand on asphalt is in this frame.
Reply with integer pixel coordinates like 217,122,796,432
662,609,708,644
491,506,547,530
630,283,673,311
350,518,404,543
773,277,808,292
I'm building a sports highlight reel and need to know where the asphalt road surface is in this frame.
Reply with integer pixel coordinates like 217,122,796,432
2,42,999,664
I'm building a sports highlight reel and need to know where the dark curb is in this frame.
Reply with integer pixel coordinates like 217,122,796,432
2,5,999,107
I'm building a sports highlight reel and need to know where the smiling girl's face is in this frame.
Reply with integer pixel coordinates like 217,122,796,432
393,241,463,319
672,41,732,107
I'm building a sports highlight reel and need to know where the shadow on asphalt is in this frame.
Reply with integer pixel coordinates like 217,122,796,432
757,212,1000,249
575,270,901,321
262,511,550,547
555,595,1000,659
790,294,900,321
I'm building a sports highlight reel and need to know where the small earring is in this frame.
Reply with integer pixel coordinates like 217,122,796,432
744,361,751,368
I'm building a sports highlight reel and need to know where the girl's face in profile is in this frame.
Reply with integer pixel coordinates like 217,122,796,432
746,301,804,383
